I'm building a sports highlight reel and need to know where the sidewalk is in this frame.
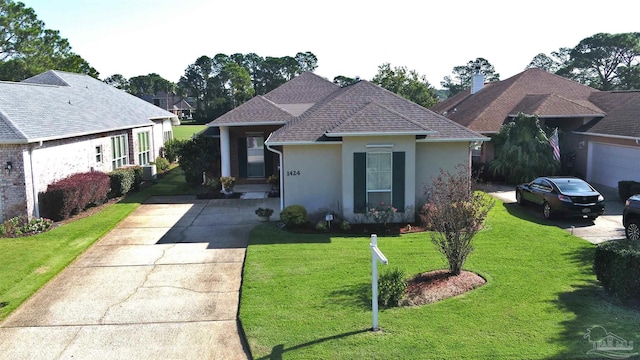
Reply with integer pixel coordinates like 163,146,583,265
0,195,279,359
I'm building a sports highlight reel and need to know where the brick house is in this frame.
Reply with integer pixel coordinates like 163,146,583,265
0,70,179,221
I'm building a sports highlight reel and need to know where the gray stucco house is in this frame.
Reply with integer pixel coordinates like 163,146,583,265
0,70,179,221
208,72,488,221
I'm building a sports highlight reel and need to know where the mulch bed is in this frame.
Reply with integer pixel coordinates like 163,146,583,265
400,269,486,307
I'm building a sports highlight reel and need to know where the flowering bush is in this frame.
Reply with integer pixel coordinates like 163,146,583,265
0,216,53,237
365,202,397,227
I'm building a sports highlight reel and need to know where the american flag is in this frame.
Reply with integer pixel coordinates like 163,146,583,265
549,128,560,162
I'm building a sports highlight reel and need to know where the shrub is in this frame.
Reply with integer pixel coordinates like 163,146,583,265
109,168,135,197
315,220,328,231
0,216,53,237
280,205,309,228
161,138,184,163
176,136,219,185
423,165,494,275
39,172,110,221
618,180,640,201
153,156,170,173
594,239,640,303
378,267,407,307
205,177,221,191
267,174,279,188
340,220,351,231
365,202,397,227
130,165,143,191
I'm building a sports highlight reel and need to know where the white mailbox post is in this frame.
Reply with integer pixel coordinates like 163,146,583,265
370,234,388,331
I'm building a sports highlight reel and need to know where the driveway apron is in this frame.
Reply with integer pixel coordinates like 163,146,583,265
0,195,279,359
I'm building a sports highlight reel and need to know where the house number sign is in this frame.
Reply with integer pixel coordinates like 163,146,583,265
286,170,301,176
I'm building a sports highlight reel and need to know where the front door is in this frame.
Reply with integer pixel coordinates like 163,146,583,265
246,135,265,178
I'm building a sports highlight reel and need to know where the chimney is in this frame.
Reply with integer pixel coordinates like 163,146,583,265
471,64,484,94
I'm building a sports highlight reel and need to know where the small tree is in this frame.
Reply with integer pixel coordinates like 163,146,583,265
422,165,494,275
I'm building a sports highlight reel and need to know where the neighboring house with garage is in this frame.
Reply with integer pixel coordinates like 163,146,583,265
208,72,488,220
0,70,179,222
430,68,640,188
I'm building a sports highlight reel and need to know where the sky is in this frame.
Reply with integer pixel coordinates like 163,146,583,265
22,0,640,88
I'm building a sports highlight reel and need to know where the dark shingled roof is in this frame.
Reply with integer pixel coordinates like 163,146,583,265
509,94,604,117
212,95,293,125
430,68,600,133
576,91,640,138
263,72,339,104
268,80,485,143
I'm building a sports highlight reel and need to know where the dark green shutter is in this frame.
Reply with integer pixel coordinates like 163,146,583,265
238,138,247,178
353,152,366,213
392,152,405,211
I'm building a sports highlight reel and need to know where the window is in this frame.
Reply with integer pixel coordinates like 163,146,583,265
137,131,151,165
163,130,173,142
366,152,392,205
111,134,129,170
354,152,405,213
95,145,103,163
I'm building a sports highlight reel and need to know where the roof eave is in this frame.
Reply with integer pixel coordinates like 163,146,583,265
265,140,343,146
508,113,606,118
416,136,491,143
571,130,640,141
325,131,437,137
211,121,288,127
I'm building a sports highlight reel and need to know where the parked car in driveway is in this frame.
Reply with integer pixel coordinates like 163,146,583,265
623,194,640,240
516,176,605,220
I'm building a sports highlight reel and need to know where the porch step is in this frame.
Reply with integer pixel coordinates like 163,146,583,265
240,192,268,199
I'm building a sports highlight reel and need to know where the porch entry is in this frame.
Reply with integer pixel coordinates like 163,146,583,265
238,134,274,179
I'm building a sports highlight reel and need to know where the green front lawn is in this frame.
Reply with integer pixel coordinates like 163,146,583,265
173,124,206,140
240,200,640,359
0,167,194,321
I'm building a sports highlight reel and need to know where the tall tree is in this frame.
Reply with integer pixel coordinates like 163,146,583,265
129,73,174,96
566,32,640,90
488,113,560,184
0,0,98,80
371,63,438,108
103,74,130,91
526,48,571,73
333,75,356,87
440,58,500,97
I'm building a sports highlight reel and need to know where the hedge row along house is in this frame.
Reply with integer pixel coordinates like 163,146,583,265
208,72,488,221
0,70,178,222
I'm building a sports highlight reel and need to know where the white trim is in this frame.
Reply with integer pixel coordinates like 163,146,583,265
572,130,640,142
508,113,605,118
366,144,394,148
265,132,284,211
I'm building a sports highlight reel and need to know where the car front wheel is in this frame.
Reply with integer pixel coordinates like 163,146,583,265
543,202,553,220
516,190,523,205
626,219,640,241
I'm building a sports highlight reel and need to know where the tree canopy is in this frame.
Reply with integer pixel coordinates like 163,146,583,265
527,32,640,91
371,63,438,108
177,51,317,120
0,0,98,81
488,113,560,184
440,58,500,97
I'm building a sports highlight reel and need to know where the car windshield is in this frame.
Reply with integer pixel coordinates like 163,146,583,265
555,180,594,193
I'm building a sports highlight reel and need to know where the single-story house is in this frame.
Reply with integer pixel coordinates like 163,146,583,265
430,68,640,188
0,70,179,221
208,72,488,221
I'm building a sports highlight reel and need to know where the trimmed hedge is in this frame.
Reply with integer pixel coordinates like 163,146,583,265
279,205,309,228
39,171,110,221
594,239,640,304
109,168,135,197
618,180,640,201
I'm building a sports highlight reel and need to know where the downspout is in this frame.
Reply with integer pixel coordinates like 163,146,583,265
30,140,43,219
265,133,284,211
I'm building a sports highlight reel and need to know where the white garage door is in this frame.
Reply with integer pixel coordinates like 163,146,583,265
588,142,640,188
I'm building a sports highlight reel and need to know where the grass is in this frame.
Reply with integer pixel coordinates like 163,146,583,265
0,167,194,321
240,200,640,359
173,124,206,140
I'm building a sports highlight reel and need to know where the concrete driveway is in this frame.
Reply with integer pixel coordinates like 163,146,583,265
480,183,626,244
0,195,279,359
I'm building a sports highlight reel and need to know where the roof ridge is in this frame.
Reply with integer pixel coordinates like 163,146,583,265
257,94,296,116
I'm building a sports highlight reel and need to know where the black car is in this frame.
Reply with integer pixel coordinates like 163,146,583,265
516,176,605,220
623,194,640,240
